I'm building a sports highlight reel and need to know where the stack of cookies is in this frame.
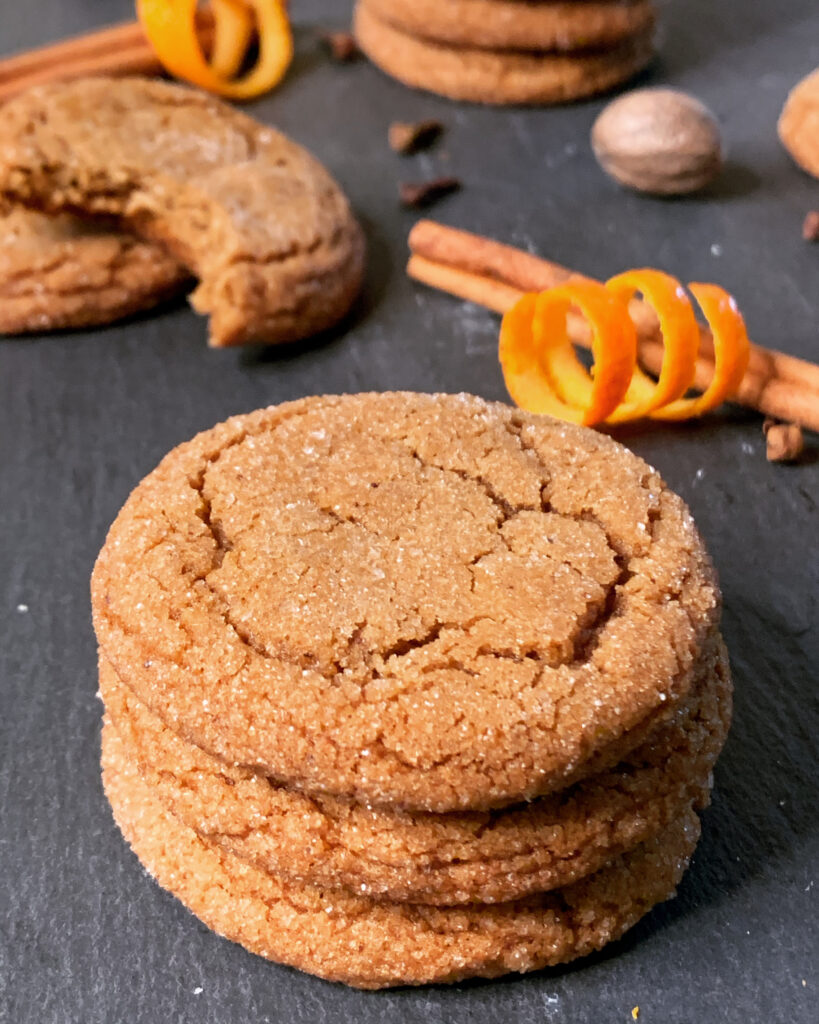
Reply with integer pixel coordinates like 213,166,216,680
354,0,657,105
93,392,731,989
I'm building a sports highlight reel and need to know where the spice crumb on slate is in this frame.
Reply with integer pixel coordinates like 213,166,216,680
802,211,819,241
399,176,461,208
320,31,361,62
389,119,444,155
763,417,805,462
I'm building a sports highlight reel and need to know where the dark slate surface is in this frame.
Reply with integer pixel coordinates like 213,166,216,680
1,1,817,1021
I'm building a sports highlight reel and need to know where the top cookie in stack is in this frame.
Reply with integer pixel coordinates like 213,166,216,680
354,0,656,105
93,392,731,988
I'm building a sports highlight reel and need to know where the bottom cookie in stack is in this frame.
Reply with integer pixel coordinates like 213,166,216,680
353,0,656,106
0,208,188,334
103,721,701,989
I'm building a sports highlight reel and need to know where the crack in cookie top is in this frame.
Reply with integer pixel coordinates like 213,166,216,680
92,393,720,812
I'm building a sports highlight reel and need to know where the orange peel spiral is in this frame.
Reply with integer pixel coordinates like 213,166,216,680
137,0,292,100
499,280,637,426
499,270,750,427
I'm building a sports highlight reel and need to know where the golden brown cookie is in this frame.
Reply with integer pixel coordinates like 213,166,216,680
91,392,721,813
0,77,365,346
354,3,654,106
365,0,656,54
102,720,701,989
778,68,819,180
0,208,188,334
100,632,730,905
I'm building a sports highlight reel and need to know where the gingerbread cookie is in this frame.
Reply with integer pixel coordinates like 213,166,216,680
354,3,654,105
0,208,188,334
778,68,819,180
0,77,365,346
365,0,657,54
102,721,700,989
92,393,720,813
100,633,729,904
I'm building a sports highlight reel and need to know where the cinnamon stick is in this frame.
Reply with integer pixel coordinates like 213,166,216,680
0,15,215,103
408,220,819,433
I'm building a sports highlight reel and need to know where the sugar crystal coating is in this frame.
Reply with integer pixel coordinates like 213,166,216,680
102,721,701,990
101,633,730,905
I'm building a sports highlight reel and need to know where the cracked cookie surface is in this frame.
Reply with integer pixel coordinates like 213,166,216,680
354,4,654,106
0,208,188,334
102,720,700,989
0,77,364,346
363,0,657,54
92,392,720,812
100,632,729,904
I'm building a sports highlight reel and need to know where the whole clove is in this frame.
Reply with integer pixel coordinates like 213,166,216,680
389,119,444,155
399,177,461,209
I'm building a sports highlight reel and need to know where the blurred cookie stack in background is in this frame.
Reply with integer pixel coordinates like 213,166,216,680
354,0,657,104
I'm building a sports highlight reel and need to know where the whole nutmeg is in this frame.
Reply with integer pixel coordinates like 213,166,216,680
592,88,723,195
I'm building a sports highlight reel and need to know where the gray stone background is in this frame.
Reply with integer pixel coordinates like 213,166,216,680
0,1,816,1021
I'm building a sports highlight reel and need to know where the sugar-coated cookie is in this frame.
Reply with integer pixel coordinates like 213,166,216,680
0,77,364,346
92,393,720,813
365,0,656,54
100,635,729,905
103,721,701,989
354,3,654,106
0,208,187,334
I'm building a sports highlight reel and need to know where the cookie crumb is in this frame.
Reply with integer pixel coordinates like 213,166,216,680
802,211,819,242
16,603,28,613
389,119,444,155
763,418,805,463
399,176,460,208
320,31,361,62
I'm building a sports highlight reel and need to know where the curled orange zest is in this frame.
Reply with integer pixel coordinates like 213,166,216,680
499,271,750,427
137,0,293,100
650,283,750,420
209,0,255,80
604,269,699,422
499,279,637,426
